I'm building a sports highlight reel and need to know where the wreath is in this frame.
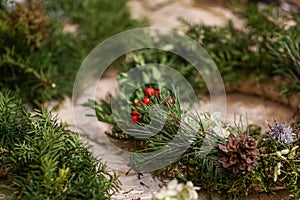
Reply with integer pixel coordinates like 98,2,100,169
86,3,300,200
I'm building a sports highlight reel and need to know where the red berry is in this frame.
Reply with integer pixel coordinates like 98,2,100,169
131,115,141,123
131,110,139,116
145,87,155,96
154,90,160,96
135,102,141,107
142,97,151,105
167,97,175,104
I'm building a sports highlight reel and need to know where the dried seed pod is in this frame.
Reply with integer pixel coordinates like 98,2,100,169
267,120,297,144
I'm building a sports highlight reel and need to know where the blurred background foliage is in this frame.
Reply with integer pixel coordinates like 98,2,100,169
184,3,300,95
119,2,300,97
0,0,299,104
0,0,145,105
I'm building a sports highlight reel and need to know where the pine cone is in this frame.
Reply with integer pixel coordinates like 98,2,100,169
218,134,259,174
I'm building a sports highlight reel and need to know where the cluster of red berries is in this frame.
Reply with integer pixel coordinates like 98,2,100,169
131,87,175,123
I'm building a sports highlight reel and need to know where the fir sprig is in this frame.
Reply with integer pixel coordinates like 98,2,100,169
0,91,120,199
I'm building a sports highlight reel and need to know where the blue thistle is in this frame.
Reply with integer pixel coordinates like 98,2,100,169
267,120,296,144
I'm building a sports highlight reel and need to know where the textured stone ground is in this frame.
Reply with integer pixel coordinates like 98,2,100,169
128,0,244,30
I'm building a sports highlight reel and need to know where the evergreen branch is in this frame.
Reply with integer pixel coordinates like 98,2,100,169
0,91,120,199
1,52,56,88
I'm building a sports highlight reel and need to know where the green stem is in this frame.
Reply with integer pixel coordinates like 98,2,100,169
2,57,56,88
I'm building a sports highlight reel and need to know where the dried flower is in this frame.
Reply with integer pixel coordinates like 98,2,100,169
218,134,259,174
267,120,296,144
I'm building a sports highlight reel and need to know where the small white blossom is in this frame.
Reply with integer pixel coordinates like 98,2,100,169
212,125,230,138
201,112,229,138
153,180,198,200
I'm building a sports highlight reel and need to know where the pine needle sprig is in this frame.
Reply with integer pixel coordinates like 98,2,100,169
0,91,120,199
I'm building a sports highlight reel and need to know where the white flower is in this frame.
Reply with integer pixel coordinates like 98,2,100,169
153,180,179,200
153,180,198,200
202,112,223,128
211,112,221,124
154,187,177,200
202,112,229,138
182,181,198,200
167,180,181,193
212,125,230,138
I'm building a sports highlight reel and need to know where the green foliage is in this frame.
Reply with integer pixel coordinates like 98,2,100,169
153,118,300,199
45,0,145,51
109,3,300,98
257,138,300,198
0,0,144,104
88,2,300,199
267,32,300,95
121,50,206,96
0,90,30,148
87,62,190,141
85,99,124,139
0,91,119,199
92,84,300,199
0,0,61,103
183,3,300,93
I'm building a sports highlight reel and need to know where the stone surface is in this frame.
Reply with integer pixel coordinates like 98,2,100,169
144,0,173,9
199,93,293,133
226,76,300,111
127,0,244,30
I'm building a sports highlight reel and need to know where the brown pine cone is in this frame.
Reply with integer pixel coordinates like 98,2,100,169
218,134,259,174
